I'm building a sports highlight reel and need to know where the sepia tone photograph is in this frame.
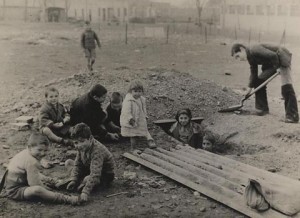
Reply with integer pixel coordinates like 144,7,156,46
0,0,300,217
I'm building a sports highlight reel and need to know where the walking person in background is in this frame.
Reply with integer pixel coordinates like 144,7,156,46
81,21,101,71
231,43,299,123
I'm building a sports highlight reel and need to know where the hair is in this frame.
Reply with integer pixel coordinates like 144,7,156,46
28,132,50,148
175,108,192,122
128,80,144,93
231,43,247,56
89,84,107,98
111,92,123,104
70,123,92,139
45,87,59,98
203,131,216,145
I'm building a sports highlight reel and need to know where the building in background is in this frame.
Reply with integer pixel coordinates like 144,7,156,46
221,0,300,36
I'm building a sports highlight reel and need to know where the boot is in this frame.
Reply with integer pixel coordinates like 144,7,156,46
54,193,80,205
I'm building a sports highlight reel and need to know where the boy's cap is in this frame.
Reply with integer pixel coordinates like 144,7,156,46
70,123,92,139
89,84,107,98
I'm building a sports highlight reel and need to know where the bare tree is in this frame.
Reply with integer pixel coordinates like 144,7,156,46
195,0,209,26
65,0,71,18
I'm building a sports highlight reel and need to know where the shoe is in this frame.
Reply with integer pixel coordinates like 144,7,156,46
284,118,298,123
251,109,269,116
148,140,157,149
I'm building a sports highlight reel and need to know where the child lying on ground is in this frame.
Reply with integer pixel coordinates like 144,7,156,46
39,87,73,146
202,131,238,153
65,123,115,202
169,108,204,149
0,132,79,205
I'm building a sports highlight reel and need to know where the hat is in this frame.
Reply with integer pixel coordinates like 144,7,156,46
89,84,107,98
231,43,246,56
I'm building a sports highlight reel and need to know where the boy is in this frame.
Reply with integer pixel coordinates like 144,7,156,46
105,92,123,134
81,21,101,71
66,123,115,202
39,87,73,146
0,132,79,205
231,43,299,123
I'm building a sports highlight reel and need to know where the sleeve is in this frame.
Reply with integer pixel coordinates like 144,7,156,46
82,149,103,195
248,64,258,88
81,33,85,49
62,105,70,123
39,108,54,128
94,32,101,47
26,162,44,186
70,153,83,182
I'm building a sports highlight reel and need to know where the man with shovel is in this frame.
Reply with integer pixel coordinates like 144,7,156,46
231,43,299,123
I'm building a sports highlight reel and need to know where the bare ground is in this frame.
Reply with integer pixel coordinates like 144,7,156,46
1,21,300,218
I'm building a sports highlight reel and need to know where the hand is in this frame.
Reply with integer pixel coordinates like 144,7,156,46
80,193,88,202
63,117,70,124
53,122,63,128
112,125,121,133
245,88,252,97
66,181,77,191
108,133,120,141
129,118,135,126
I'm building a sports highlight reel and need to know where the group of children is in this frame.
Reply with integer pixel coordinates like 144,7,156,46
0,79,232,206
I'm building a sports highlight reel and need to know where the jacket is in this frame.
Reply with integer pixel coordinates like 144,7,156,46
120,93,147,128
70,93,107,138
81,29,100,49
246,44,291,88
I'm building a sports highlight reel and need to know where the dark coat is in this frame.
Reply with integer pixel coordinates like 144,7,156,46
105,104,121,127
246,44,291,87
70,93,107,138
81,29,100,49
39,102,68,129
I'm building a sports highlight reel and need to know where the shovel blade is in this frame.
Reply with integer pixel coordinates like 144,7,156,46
218,104,243,113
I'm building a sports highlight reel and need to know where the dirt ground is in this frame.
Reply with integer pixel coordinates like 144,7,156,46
1,21,300,218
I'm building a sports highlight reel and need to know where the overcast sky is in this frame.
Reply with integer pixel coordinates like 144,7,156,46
151,0,195,8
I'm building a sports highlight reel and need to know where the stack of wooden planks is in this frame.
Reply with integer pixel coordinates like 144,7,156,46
123,145,300,218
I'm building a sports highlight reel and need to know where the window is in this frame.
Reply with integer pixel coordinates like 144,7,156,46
246,5,254,15
256,5,264,15
103,8,106,21
229,5,236,14
290,5,300,16
266,5,275,15
278,5,287,16
237,5,245,15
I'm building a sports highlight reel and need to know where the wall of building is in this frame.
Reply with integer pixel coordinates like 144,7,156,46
221,0,300,35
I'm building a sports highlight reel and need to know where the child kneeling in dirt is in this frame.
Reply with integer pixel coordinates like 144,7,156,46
66,123,115,202
0,132,80,205
38,87,73,146
202,131,238,153
120,80,157,150
105,92,123,135
169,108,204,149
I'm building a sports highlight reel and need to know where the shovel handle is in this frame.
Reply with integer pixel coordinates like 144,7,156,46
244,71,280,101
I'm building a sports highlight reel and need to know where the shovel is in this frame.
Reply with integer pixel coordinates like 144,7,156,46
218,71,280,113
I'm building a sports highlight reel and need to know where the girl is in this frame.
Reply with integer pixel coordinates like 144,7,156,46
120,80,156,150
169,108,203,149
202,130,238,153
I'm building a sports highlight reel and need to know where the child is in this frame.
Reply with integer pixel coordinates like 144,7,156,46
0,132,79,205
105,92,123,134
81,21,101,71
66,123,115,202
39,87,73,146
120,80,156,150
202,131,238,153
169,108,203,149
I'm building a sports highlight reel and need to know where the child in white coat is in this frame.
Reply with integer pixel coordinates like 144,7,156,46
120,80,156,150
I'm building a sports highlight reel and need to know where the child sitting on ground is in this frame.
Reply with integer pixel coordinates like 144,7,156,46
202,130,238,153
169,108,204,149
105,92,123,134
120,80,157,150
0,132,79,205
65,123,115,203
39,87,73,146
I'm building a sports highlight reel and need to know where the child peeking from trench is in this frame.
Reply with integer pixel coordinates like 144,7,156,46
169,108,204,149
202,130,238,153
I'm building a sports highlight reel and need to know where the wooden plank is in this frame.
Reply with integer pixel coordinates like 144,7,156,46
178,145,300,187
123,152,287,218
144,148,243,193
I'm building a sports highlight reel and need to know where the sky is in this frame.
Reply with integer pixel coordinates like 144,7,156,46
151,0,196,8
